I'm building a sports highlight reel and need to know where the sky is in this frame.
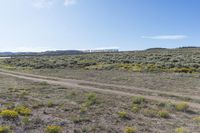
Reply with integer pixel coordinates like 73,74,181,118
0,0,200,52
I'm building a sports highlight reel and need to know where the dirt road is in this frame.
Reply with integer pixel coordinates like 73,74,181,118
0,69,200,109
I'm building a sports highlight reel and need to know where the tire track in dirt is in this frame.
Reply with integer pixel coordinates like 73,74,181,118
0,69,200,103
0,70,200,109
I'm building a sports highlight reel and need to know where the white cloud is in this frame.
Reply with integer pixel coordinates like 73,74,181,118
32,0,55,8
64,0,77,6
142,35,188,40
31,0,77,8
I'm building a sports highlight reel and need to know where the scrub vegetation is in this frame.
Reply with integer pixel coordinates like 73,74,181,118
2,48,200,73
0,48,200,132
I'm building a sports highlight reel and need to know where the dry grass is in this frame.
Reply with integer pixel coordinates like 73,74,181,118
0,71,199,132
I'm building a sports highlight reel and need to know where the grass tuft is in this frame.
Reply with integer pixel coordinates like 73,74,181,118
45,125,62,133
124,126,136,133
132,96,145,104
158,110,170,118
175,127,189,133
118,111,128,119
193,116,200,125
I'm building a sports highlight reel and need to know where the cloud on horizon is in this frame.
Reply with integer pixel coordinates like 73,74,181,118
142,35,188,40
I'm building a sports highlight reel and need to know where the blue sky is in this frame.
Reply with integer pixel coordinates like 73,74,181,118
0,0,199,51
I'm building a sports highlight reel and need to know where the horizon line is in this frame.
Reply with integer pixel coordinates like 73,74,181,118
0,46,200,53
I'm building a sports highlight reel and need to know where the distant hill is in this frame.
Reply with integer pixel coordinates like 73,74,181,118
0,47,200,57
0,49,120,57
0,50,84,57
145,48,168,51
177,46,200,49
0,52,15,55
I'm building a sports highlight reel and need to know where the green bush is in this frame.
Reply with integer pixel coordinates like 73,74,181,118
132,104,140,113
124,126,136,133
158,110,169,118
175,127,189,133
175,102,189,112
118,111,128,119
132,96,145,104
14,105,32,116
85,93,97,106
45,125,62,133
0,110,18,120
193,116,200,125
142,108,157,118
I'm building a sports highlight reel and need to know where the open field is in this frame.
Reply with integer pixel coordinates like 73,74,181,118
0,49,200,132
0,70,200,133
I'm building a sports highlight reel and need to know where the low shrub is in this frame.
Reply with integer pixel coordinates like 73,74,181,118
20,90,28,97
132,96,145,104
32,102,45,109
80,105,87,113
71,116,90,124
0,126,11,133
85,93,97,106
142,108,157,118
173,68,194,73
175,102,189,112
39,81,49,86
47,101,55,107
22,116,30,126
175,127,189,133
0,110,18,120
193,116,200,125
45,125,62,133
158,101,175,111
14,105,32,116
124,126,136,133
70,91,76,97
158,110,169,118
118,111,128,119
132,104,140,113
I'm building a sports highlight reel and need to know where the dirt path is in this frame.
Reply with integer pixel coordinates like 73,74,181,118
0,69,200,109
0,69,200,102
